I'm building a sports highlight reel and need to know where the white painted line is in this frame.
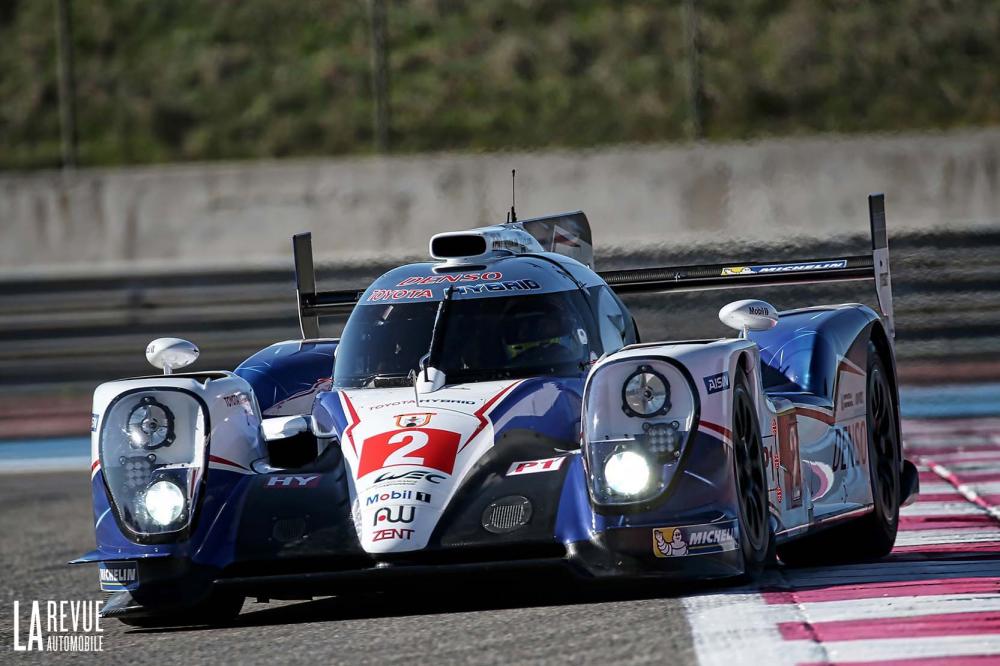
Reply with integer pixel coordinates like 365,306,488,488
901,501,988,517
916,481,962,495
799,634,1000,663
684,592,809,666
794,592,1000,623
894,528,1000,547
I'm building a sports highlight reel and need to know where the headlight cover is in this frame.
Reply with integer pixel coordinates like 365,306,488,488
99,389,207,537
584,357,699,506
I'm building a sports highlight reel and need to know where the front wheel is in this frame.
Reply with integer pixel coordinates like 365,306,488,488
732,370,772,579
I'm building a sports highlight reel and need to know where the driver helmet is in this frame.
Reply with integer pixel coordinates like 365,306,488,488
501,297,581,361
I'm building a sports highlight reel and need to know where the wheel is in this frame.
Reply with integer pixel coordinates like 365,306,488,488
777,341,901,566
732,370,772,579
117,592,244,628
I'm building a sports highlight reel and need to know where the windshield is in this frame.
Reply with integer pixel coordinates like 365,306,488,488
334,291,596,388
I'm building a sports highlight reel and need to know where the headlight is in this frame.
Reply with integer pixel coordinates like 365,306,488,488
99,389,206,537
126,397,174,450
584,358,698,506
604,450,651,496
622,366,670,417
142,480,186,526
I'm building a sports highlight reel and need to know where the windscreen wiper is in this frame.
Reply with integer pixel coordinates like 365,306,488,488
423,286,454,381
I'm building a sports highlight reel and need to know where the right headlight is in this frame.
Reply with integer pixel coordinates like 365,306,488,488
99,389,206,537
584,358,698,506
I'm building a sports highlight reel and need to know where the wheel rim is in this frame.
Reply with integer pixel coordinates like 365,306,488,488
734,393,767,550
869,367,900,522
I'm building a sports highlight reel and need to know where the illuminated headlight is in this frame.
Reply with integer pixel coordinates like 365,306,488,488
622,366,671,417
604,450,651,496
142,480,186,527
126,397,174,450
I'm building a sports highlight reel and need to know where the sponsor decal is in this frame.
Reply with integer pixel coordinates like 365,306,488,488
90,413,99,432
372,505,416,526
746,305,771,316
395,413,433,428
222,392,252,412
506,456,567,476
652,520,739,558
265,474,320,488
721,260,848,276
359,428,461,476
98,561,137,591
367,289,434,302
397,272,502,286
372,470,446,485
832,420,868,470
367,490,432,505
454,279,541,295
11,600,104,653
703,371,730,394
369,398,475,410
372,527,414,542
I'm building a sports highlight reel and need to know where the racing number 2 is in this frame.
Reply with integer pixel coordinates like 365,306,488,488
358,428,461,477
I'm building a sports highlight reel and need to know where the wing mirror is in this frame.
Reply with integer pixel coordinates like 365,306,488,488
145,338,200,375
414,354,446,394
719,299,779,338
261,415,310,441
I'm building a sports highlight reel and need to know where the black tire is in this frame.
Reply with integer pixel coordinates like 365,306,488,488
778,341,901,566
732,370,772,579
117,592,244,628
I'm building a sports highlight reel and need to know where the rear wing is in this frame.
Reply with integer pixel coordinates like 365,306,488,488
597,193,895,340
292,193,894,341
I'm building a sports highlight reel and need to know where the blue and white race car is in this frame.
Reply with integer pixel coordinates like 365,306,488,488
75,194,918,626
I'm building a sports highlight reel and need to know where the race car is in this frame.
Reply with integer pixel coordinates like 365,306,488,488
74,193,919,626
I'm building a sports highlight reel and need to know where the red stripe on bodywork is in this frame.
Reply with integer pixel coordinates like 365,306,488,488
699,420,732,443
778,610,1000,641
208,454,249,471
341,392,361,455
795,406,835,425
91,460,100,472
460,381,522,451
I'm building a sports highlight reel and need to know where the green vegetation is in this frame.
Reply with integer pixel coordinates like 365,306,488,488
1,0,998,169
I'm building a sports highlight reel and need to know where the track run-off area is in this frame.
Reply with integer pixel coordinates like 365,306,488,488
1,405,999,663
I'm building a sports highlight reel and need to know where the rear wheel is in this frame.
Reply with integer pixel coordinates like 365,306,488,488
778,341,901,566
732,370,772,579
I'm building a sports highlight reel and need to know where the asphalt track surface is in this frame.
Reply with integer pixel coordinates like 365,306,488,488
2,418,1000,664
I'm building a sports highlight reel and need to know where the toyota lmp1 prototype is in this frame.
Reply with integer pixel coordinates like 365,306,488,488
75,194,919,626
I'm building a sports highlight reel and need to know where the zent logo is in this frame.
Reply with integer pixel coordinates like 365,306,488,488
359,428,461,477
372,528,414,542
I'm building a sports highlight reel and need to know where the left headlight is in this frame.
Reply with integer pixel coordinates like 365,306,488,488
99,389,206,538
584,358,698,506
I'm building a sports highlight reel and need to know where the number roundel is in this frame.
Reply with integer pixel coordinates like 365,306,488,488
357,428,461,477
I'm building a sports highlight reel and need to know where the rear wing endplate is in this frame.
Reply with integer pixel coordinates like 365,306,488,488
596,193,895,339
